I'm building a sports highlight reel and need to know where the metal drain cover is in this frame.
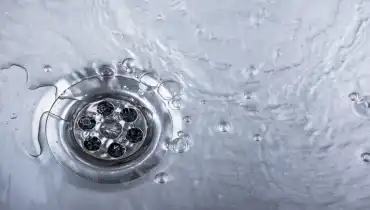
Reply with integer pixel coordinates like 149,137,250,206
36,60,185,184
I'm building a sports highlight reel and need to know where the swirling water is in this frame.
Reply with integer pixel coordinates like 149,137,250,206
1,0,370,209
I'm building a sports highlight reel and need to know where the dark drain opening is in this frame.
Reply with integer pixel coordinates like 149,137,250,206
97,101,115,117
78,116,96,130
107,143,126,158
83,136,101,151
126,128,144,143
120,108,138,122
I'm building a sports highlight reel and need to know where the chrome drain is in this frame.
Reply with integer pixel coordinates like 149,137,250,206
73,98,148,161
32,59,187,184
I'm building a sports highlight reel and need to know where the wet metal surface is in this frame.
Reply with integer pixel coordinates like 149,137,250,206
1,0,370,209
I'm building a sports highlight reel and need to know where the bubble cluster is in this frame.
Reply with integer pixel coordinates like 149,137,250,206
167,137,190,153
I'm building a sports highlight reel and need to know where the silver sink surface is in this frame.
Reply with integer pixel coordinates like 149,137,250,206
1,0,370,209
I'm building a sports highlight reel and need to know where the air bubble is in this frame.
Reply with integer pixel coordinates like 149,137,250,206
351,95,370,118
166,137,190,153
140,72,160,91
361,152,370,163
253,134,263,142
158,80,183,100
10,113,18,119
119,58,135,74
183,116,191,124
218,120,231,133
244,92,253,100
349,92,361,102
169,98,183,110
177,131,184,137
154,172,169,184
43,65,52,73
138,89,146,96
126,67,134,74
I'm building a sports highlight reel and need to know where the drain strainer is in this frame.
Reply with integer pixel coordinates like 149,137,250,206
35,60,186,184
73,98,148,161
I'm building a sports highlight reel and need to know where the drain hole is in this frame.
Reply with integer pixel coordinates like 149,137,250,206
126,128,143,143
120,108,138,122
100,120,122,139
97,101,115,117
78,116,96,130
83,136,101,151
107,142,126,158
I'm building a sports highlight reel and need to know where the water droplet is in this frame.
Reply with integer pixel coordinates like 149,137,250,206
218,120,231,133
169,98,183,110
177,131,184,137
349,92,361,102
43,65,52,73
166,137,190,153
126,67,134,74
156,14,165,21
140,72,160,91
183,116,191,124
98,65,114,76
253,134,263,142
154,172,169,184
351,95,370,118
158,80,183,100
10,113,18,119
200,100,207,104
138,89,146,96
244,92,253,100
361,152,370,163
82,131,90,138
119,58,135,74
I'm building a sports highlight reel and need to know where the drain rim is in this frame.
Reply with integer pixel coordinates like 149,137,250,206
42,64,183,184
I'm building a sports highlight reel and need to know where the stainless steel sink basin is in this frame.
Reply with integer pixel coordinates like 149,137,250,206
1,0,370,209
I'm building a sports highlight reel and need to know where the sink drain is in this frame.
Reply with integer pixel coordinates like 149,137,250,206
35,60,185,184
73,98,148,161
